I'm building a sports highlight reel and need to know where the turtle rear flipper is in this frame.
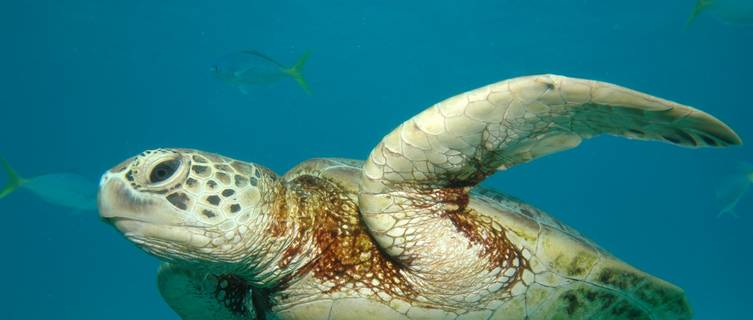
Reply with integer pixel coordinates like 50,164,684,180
473,188,692,319
582,260,692,320
522,279,690,320
157,263,257,320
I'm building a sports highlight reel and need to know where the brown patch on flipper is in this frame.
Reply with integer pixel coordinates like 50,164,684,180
278,245,301,269
445,209,527,270
444,207,530,297
418,185,530,293
275,175,417,300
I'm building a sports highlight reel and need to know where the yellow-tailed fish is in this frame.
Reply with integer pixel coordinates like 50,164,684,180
1,156,97,214
211,50,312,95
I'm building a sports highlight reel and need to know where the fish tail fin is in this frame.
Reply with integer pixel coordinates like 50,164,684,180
0,156,24,199
284,51,312,95
686,0,713,28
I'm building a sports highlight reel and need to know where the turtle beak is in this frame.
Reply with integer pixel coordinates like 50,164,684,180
97,166,192,232
97,175,154,225
98,173,115,226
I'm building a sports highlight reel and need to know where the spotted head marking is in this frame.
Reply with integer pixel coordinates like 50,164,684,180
98,148,279,266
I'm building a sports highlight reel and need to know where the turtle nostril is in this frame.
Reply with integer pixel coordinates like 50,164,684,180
99,173,110,187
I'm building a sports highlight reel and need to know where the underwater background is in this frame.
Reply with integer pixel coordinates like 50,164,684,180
1,0,751,319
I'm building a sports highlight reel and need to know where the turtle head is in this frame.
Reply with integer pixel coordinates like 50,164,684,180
98,148,281,268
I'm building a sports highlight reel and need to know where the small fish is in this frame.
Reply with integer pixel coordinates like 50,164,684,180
211,50,312,95
1,156,97,213
687,0,753,27
715,162,753,218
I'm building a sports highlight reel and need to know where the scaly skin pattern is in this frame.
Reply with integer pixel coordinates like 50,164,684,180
360,74,738,285
98,74,741,320
271,159,691,320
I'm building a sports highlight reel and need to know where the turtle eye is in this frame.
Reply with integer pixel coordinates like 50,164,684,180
149,159,181,184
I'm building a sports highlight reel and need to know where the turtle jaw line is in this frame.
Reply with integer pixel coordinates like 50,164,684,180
125,231,207,264
105,216,206,229
121,221,258,275
110,217,219,262
105,216,213,254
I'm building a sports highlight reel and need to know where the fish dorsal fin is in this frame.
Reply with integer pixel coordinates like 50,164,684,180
239,50,287,68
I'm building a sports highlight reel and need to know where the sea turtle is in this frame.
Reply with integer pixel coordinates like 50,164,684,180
98,74,741,320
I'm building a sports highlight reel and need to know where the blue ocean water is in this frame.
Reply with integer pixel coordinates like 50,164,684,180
1,0,751,319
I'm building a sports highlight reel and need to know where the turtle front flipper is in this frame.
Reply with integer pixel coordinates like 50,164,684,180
358,74,738,306
157,263,258,320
